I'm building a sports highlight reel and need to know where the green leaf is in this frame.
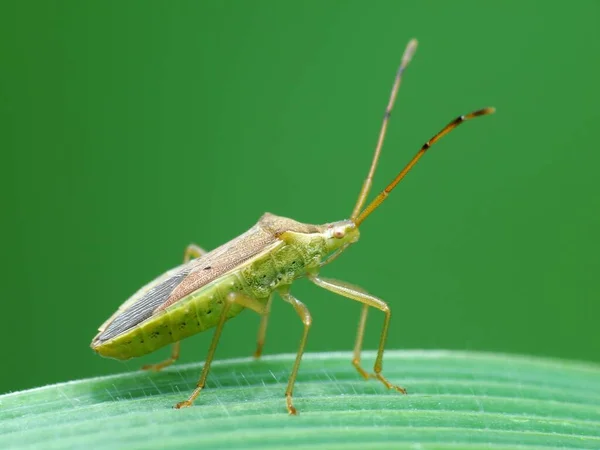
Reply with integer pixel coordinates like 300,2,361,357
1,351,599,449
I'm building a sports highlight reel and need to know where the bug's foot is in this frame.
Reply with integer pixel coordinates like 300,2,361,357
375,372,407,394
286,394,298,415
174,400,193,409
352,359,372,380
141,360,175,372
253,342,264,359
174,385,203,409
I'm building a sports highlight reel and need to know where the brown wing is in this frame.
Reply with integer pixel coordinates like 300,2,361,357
164,211,324,308
94,218,280,344
158,221,281,310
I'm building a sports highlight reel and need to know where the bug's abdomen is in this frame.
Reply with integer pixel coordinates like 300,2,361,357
94,242,320,360
240,243,309,298
93,273,256,360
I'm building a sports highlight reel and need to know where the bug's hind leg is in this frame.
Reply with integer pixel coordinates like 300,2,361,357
141,341,181,372
253,294,273,358
183,243,208,262
175,291,267,409
141,243,208,372
309,275,407,394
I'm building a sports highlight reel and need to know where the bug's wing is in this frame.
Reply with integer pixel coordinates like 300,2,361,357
157,223,281,311
94,263,192,343
93,220,281,345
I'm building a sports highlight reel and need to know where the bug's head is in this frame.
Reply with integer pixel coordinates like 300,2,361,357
324,220,360,253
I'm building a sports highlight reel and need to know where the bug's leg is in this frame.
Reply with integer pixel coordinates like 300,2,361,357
309,275,406,394
175,291,266,409
278,286,312,415
353,304,371,380
141,243,208,372
254,294,273,359
141,341,181,372
183,243,208,262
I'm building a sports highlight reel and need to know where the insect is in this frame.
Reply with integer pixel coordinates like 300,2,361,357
91,38,494,415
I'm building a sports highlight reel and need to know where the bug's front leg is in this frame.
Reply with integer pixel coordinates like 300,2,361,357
175,291,267,409
142,243,208,372
309,275,406,394
278,286,312,415
353,304,371,380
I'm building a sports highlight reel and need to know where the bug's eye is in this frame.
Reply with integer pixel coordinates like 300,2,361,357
333,228,345,239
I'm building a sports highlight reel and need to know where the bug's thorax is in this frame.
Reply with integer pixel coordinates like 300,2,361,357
260,213,360,267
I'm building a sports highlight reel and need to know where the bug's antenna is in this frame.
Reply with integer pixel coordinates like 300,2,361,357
351,38,418,220
354,107,496,227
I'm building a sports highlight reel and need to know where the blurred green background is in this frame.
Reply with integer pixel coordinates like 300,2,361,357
1,1,599,395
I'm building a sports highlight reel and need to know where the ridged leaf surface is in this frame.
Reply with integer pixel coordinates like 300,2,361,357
1,351,599,449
